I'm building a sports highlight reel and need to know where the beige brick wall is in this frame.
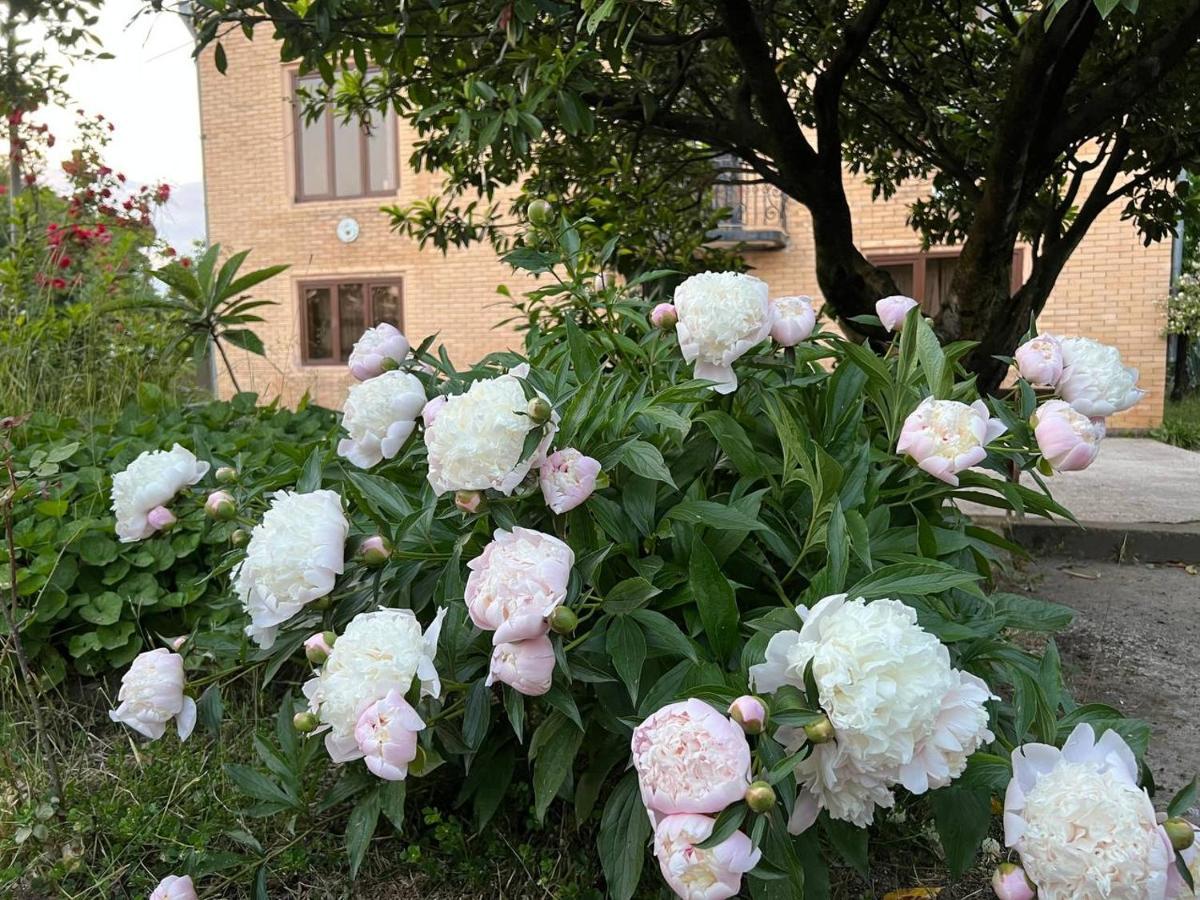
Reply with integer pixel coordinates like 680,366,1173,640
199,35,1168,427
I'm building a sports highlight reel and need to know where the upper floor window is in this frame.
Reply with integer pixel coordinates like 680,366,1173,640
293,74,398,201
867,248,1023,318
301,279,403,364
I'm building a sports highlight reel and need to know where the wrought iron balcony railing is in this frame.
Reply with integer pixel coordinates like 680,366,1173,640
707,156,789,250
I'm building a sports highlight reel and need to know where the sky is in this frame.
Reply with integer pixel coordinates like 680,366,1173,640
34,0,206,250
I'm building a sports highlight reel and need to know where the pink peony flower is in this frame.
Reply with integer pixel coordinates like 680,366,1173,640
1014,335,1064,387
897,397,1006,486
876,295,919,332
652,813,761,900
304,631,335,665
146,505,177,532
465,527,574,644
486,635,556,696
109,648,196,742
991,863,1036,900
421,395,447,429
768,295,816,347
1031,400,1105,472
348,322,410,381
149,874,198,900
727,696,767,735
651,302,678,329
539,448,601,514
631,699,752,819
353,688,424,781
673,272,772,394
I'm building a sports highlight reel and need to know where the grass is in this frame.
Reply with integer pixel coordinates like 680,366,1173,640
1151,394,1200,450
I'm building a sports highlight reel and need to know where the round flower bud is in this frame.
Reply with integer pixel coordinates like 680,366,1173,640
768,295,816,347
527,397,552,425
304,631,336,666
292,711,319,733
215,466,237,484
527,198,553,227
146,505,177,533
727,695,768,735
745,780,776,813
650,302,678,329
1014,335,1064,387
548,606,578,634
991,862,1036,900
205,490,236,521
357,535,392,567
540,448,601,515
108,648,196,742
876,295,919,332
230,528,249,547
379,356,400,373
803,714,835,745
1165,817,1196,852
455,490,485,515
1031,399,1105,472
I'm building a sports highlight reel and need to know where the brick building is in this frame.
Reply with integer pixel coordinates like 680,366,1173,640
199,34,1170,428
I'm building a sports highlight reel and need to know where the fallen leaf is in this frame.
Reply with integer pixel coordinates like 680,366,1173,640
883,889,942,900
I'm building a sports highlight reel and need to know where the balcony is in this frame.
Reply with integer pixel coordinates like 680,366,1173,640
707,157,789,250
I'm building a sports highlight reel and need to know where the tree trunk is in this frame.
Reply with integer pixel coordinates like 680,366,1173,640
1172,333,1190,401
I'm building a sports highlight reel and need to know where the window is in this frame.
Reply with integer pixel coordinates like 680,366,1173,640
292,74,399,201
867,248,1023,318
300,279,403,363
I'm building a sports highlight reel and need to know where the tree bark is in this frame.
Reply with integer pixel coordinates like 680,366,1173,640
1172,333,1191,401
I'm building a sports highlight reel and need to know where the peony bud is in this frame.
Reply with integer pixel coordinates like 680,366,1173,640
146,505,176,532
1014,335,1063,387
991,862,1036,900
876,295,919,332
1165,817,1196,852
304,631,335,665
455,490,484,515
214,466,237,484
421,395,447,429
166,635,188,652
527,397,552,425
205,490,236,521
728,695,768,735
1031,399,1104,472
292,711,319,733
548,606,578,634
230,528,249,547
357,535,392,567
527,198,553,227
768,295,816,347
803,715,835,745
650,302,678,329
745,780,776,814
486,635,556,696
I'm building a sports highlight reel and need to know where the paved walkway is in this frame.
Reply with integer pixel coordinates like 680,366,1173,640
960,438,1200,525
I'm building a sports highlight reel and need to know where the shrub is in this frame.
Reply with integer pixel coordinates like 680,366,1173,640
3,388,335,685
96,216,1191,898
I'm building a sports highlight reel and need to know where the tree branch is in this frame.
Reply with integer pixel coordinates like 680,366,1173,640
813,0,891,163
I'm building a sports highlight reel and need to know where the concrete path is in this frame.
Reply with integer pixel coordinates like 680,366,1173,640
960,437,1200,525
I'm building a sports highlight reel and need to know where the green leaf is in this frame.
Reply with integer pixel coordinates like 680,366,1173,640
565,316,599,379
690,534,740,661
345,788,382,878
531,712,584,823
196,684,223,737
1169,777,1198,818
380,781,406,832
463,679,492,751
696,411,768,478
661,499,768,533
225,764,297,807
606,616,646,702
221,329,266,356
297,446,323,492
603,577,661,613
598,773,651,900
846,561,981,599
629,608,698,662
823,817,869,879
619,440,676,488
345,470,414,521
930,783,992,877
913,312,951,397
79,592,122,626
696,803,748,849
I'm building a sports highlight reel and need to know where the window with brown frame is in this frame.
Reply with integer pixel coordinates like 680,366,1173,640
292,73,399,201
867,248,1025,318
300,279,403,364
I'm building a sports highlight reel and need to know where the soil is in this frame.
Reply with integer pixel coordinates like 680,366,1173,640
1001,554,1200,802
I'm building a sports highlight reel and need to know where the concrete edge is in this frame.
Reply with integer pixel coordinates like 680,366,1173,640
972,515,1200,563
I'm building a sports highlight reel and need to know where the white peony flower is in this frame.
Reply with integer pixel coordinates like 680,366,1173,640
673,271,771,394
234,490,348,649
109,648,196,742
336,370,426,469
348,322,410,381
1004,723,1174,900
1055,336,1146,417
111,444,209,542
896,397,1007,486
423,364,557,496
749,594,994,831
303,607,446,763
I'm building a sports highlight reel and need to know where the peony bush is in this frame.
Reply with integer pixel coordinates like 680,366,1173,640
106,214,1196,898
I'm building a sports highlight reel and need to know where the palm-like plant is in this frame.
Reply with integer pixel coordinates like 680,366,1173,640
147,245,287,393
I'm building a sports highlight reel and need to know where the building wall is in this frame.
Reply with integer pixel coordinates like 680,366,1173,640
199,34,1169,427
